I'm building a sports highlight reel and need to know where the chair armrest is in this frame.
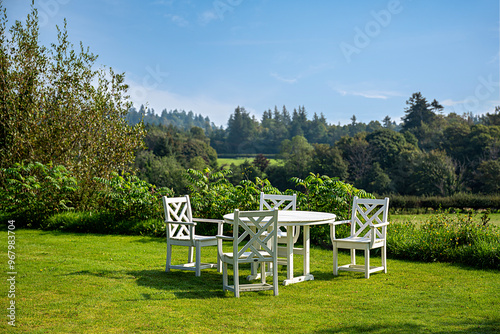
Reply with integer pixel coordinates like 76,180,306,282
216,235,233,241
330,220,351,226
330,220,351,242
369,221,389,245
372,221,390,227
192,218,224,224
194,218,224,235
164,220,196,226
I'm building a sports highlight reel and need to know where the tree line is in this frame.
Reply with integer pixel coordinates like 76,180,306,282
132,93,500,196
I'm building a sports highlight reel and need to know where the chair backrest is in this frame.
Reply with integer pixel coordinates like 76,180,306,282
260,192,296,211
162,195,194,240
350,197,390,240
232,209,278,263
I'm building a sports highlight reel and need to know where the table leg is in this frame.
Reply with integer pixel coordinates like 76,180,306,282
283,224,315,285
303,225,310,275
286,225,294,281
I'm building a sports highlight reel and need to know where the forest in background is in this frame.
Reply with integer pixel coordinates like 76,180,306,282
127,92,500,197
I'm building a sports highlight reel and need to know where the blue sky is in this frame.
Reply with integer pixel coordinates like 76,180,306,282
5,0,500,127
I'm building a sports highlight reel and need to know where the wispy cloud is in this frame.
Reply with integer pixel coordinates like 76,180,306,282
270,72,299,84
441,99,466,106
165,14,189,27
334,88,402,100
126,79,236,126
199,10,218,25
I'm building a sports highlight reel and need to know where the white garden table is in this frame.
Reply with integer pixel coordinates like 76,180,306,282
223,210,336,285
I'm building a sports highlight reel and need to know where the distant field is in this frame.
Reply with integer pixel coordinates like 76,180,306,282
392,213,500,227
218,157,282,167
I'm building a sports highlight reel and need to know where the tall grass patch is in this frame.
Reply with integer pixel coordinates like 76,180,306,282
388,211,500,269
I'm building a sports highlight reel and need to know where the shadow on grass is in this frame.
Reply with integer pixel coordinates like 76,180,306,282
68,268,227,299
314,318,500,334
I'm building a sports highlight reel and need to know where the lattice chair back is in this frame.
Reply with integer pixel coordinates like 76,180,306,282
350,197,389,246
163,195,194,241
233,209,278,264
260,192,297,211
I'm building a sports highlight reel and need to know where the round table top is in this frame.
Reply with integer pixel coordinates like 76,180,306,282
223,210,336,226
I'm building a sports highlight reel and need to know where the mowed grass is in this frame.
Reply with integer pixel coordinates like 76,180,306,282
4,229,499,333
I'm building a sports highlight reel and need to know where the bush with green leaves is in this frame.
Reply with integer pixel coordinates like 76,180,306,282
41,211,166,237
0,162,77,226
388,210,500,269
184,169,374,245
291,173,374,247
95,172,173,222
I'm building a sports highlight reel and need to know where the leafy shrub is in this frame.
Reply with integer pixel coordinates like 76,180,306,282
95,172,173,222
291,173,374,247
42,211,166,237
0,162,77,226
388,211,500,269
184,169,375,246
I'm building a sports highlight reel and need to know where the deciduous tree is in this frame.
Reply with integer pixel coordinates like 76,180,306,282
0,3,145,204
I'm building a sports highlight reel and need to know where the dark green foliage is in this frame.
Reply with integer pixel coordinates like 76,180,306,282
290,173,374,247
253,154,270,172
0,162,77,226
390,193,500,212
95,172,173,222
41,211,165,237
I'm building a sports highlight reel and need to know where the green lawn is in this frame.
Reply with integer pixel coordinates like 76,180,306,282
4,229,499,333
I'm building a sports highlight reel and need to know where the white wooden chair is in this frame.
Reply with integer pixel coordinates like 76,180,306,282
162,195,223,277
330,196,390,278
260,192,300,267
217,209,279,297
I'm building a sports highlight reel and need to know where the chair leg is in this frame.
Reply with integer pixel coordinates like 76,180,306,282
273,260,279,296
166,244,172,272
188,246,194,264
195,241,201,277
217,252,222,273
333,244,339,276
234,260,240,298
222,262,228,292
382,244,387,273
365,248,370,279
351,249,356,266
261,261,266,284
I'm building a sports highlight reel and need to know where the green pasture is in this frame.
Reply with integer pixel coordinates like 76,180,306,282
392,213,500,227
3,228,499,333
218,157,282,167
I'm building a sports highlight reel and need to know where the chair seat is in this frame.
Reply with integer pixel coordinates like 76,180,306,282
172,235,217,242
263,230,288,238
335,236,386,245
336,236,371,243
221,250,273,260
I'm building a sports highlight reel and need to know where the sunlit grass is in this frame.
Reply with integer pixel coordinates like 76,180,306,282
218,158,281,168
4,229,499,333
392,212,500,227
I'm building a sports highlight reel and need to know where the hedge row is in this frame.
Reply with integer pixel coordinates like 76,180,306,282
390,193,500,212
